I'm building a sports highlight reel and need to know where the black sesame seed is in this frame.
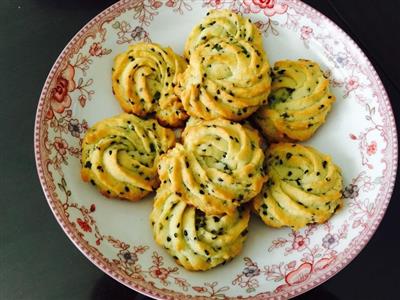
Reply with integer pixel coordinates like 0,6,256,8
334,204,340,213
281,112,290,119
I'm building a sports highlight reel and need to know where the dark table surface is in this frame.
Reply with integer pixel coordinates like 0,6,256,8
1,0,399,299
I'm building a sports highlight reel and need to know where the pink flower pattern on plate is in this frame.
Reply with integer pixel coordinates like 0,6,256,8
346,76,359,91
53,137,69,156
89,42,112,57
150,266,170,280
203,0,224,9
50,64,75,114
367,141,377,155
292,235,309,251
77,218,92,232
300,25,313,39
242,0,288,16
89,43,103,56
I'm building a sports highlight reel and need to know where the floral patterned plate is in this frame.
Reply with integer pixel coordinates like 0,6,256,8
34,0,398,299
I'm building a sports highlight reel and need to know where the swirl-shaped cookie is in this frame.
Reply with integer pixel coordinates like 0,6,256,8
158,118,267,215
253,143,343,229
81,113,175,201
176,38,271,121
112,43,188,127
253,59,335,142
184,9,263,58
150,185,250,271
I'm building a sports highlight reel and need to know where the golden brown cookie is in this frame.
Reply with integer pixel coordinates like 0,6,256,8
184,9,263,58
176,38,271,121
253,143,343,230
81,113,175,201
150,185,250,271
112,43,188,127
253,59,335,142
158,118,267,215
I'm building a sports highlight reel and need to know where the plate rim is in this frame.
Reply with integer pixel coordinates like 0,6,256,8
34,0,398,299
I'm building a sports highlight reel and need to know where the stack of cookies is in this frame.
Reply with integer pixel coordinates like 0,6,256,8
151,118,266,270
80,9,344,272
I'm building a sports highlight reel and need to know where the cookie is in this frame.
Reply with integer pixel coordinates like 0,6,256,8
112,43,188,127
158,118,267,215
184,9,263,58
176,38,271,121
81,113,175,201
150,185,250,271
253,59,335,142
253,143,343,230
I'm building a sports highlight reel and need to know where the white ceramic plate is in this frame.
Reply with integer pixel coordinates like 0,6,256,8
34,0,397,298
